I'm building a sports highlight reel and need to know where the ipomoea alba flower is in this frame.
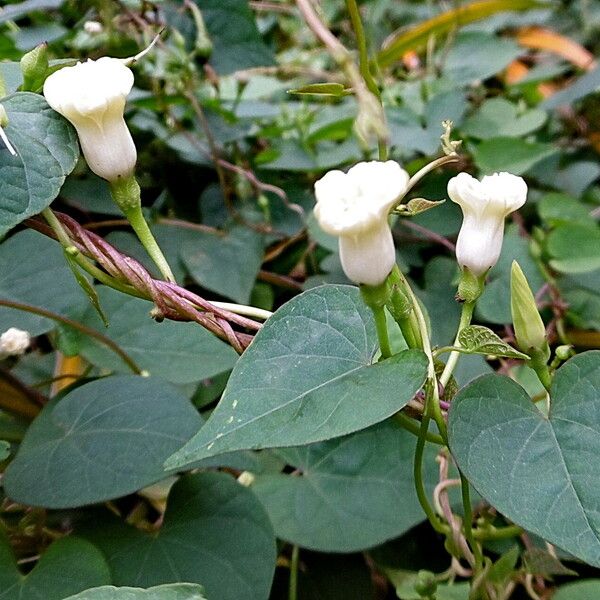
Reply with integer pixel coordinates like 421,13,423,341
43,57,136,182
448,172,527,276
314,161,409,286
0,327,30,358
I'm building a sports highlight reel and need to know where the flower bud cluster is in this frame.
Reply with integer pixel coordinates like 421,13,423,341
0,328,30,359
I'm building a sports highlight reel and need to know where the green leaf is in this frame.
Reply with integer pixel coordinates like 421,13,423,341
553,580,600,600
0,440,10,460
396,198,446,217
4,375,203,508
522,547,577,576
448,351,600,567
201,0,274,75
165,285,428,468
180,226,264,304
560,269,600,330
0,532,111,600
0,0,64,24
64,584,207,600
252,421,439,552
0,92,79,235
538,192,596,227
472,137,556,175
462,98,547,139
82,472,276,600
0,229,88,335
74,287,238,384
457,325,529,359
288,83,350,97
376,0,544,68
442,33,522,86
547,223,600,274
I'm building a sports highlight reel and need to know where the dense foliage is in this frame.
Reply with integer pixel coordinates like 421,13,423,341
1,0,600,599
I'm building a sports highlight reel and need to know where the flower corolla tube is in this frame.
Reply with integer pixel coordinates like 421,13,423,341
314,161,410,286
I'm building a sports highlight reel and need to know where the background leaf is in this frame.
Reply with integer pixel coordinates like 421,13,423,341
65,584,207,600
252,421,439,552
0,532,110,600
4,376,203,507
81,472,276,600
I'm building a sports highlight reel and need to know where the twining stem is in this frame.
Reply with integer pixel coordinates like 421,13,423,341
344,0,387,160
394,412,444,445
121,204,176,283
399,270,447,441
460,472,483,571
288,545,299,600
414,409,449,535
0,299,142,375
440,301,475,388
41,209,142,298
372,305,392,359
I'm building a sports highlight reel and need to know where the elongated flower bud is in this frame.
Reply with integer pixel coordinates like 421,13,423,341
448,172,527,276
313,161,409,286
43,57,137,182
510,260,548,357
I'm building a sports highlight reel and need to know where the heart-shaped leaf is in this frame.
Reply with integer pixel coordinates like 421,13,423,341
4,376,203,508
165,285,428,469
0,92,79,236
252,420,439,552
0,532,110,600
448,351,600,566
65,584,207,600
81,472,276,600
553,580,600,600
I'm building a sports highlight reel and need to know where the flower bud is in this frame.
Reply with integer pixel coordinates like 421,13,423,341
0,327,31,358
20,42,49,92
510,260,549,358
313,161,409,286
448,172,527,276
43,57,137,182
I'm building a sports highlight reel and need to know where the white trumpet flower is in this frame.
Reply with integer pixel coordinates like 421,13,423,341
43,57,136,182
448,172,527,276
314,161,410,286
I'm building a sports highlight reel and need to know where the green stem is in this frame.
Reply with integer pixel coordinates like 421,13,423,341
0,299,142,375
473,524,522,541
440,301,475,388
373,305,392,359
414,409,449,535
399,271,447,441
460,472,483,570
344,0,387,161
394,412,444,445
288,545,299,600
122,204,176,283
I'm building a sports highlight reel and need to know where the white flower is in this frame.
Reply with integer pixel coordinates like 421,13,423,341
0,328,30,358
314,161,410,286
43,57,136,182
448,172,527,276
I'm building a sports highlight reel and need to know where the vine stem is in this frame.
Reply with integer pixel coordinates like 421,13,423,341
460,472,483,571
288,545,299,600
372,305,392,359
414,410,449,535
344,0,387,160
394,413,444,445
0,299,142,375
440,301,475,388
